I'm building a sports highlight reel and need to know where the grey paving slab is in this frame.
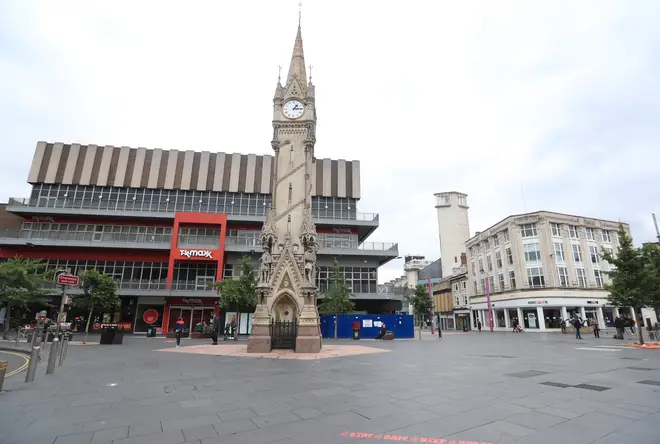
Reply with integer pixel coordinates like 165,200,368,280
91,427,130,444
128,423,162,438
181,424,219,441
505,411,567,430
211,419,258,436
445,420,536,444
53,432,94,444
292,407,325,419
112,430,185,444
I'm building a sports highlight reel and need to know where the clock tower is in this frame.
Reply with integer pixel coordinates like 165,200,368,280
247,20,322,353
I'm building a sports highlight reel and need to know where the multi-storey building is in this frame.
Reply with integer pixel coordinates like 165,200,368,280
0,24,398,334
465,211,655,331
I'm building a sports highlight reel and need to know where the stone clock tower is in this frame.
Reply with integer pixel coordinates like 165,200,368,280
247,21,322,353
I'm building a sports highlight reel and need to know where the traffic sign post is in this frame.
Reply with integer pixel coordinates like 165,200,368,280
53,271,78,369
56,274,79,286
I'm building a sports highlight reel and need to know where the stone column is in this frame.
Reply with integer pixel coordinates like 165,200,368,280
561,306,568,322
580,307,587,321
295,285,322,353
597,307,605,329
504,309,511,329
537,306,546,331
517,308,523,327
247,284,273,353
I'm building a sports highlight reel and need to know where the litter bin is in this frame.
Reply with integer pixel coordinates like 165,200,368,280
352,321,360,340
100,325,124,345
146,327,157,337
463,325,468,332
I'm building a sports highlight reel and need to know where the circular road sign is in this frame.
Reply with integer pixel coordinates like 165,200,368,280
143,309,159,325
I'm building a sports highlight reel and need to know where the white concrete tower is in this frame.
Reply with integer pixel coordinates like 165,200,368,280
434,192,470,278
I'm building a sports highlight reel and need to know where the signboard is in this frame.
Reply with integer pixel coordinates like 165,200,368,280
168,297,217,306
65,297,72,305
57,274,79,286
93,322,132,330
143,309,159,325
362,319,373,328
179,249,213,259
527,300,548,305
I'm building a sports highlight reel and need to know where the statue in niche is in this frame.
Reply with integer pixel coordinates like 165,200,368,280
303,241,317,284
259,250,272,284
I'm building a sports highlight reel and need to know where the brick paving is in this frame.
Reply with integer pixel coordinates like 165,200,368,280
1,333,659,444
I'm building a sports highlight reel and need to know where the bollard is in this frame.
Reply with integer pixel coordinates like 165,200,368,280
25,346,40,383
58,336,67,367
0,360,7,392
46,337,59,375
62,335,70,362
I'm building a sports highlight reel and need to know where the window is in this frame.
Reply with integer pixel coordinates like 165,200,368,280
506,247,513,265
551,223,561,237
498,273,505,290
527,267,545,288
462,281,467,290
554,242,565,262
594,269,604,288
493,236,500,247
568,225,579,239
486,255,493,272
523,243,541,263
455,295,460,306
589,245,599,264
454,283,459,291
572,244,582,263
496,251,502,268
457,195,467,206
488,276,495,292
509,270,516,289
481,278,486,293
502,229,509,242
585,227,595,241
576,268,587,288
603,246,614,260
473,280,477,295
478,258,484,273
463,294,468,305
471,261,476,276
557,267,569,287
484,240,490,251
520,224,537,238
602,230,611,242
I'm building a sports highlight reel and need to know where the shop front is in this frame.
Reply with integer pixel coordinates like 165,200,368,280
163,297,219,337
473,296,617,332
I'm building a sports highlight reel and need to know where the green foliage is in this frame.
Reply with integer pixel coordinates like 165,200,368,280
74,269,119,311
208,255,257,312
408,284,433,318
0,258,52,335
600,224,659,310
0,258,51,310
318,261,355,314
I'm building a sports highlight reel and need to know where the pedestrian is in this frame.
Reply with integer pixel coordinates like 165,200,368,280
174,316,185,348
614,316,624,339
630,318,636,334
591,317,600,338
573,317,582,339
477,320,482,332
230,317,238,340
560,319,566,334
212,313,221,345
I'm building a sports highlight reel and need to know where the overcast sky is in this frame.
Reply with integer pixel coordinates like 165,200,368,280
1,1,659,283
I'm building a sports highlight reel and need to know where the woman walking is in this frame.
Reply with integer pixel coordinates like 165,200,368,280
174,316,185,348
591,317,600,338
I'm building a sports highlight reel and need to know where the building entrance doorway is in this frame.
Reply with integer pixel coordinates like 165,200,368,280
167,306,215,335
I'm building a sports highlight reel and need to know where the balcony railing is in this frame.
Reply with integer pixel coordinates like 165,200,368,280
7,197,379,222
225,236,398,252
357,242,398,251
0,229,171,244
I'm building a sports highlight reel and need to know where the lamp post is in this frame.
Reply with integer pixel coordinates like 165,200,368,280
481,269,494,332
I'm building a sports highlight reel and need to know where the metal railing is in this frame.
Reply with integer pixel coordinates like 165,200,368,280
226,236,397,252
0,228,171,244
7,197,379,222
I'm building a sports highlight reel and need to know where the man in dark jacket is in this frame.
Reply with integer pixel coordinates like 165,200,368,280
212,314,222,345
614,317,624,339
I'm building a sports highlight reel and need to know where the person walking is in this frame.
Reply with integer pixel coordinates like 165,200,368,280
174,316,185,348
560,319,566,333
573,317,582,339
591,317,600,338
477,320,482,332
212,313,221,345
614,316,624,339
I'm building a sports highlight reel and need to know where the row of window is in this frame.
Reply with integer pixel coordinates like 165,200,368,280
474,265,606,295
27,184,362,220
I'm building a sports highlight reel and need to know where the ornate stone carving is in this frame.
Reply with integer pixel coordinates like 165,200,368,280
260,211,277,253
259,251,272,284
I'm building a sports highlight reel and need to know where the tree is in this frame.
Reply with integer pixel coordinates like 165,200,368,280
318,261,355,339
207,255,257,339
73,269,119,343
0,258,52,338
601,224,659,345
408,284,433,326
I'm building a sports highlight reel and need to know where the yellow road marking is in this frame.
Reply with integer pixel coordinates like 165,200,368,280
1,350,30,377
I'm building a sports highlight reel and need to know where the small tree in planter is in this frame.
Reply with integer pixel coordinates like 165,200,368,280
74,269,119,343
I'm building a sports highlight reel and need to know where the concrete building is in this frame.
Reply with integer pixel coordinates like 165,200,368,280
466,211,658,331
434,191,470,279
0,20,399,338
387,255,433,313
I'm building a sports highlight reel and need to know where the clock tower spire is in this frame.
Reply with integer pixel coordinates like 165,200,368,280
248,14,321,354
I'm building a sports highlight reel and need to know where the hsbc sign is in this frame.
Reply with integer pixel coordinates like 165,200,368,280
180,249,213,259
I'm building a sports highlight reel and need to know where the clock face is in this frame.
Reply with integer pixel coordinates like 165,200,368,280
283,100,304,119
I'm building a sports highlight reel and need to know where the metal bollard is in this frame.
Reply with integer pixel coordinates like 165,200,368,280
0,360,7,392
62,336,69,362
46,337,59,375
25,346,40,383
58,336,67,367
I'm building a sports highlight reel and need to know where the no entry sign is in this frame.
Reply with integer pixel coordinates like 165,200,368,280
143,309,159,325
57,274,79,286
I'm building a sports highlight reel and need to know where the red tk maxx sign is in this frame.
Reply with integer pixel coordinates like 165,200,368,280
143,309,159,325
57,274,79,286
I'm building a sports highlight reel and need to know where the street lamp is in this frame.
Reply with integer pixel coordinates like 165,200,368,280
480,268,494,332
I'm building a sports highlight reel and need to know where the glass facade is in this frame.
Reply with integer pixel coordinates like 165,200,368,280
316,265,377,294
24,184,365,220
18,222,172,243
177,227,221,248
44,259,169,289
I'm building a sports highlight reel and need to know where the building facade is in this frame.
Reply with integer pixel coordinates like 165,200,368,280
0,25,398,335
435,191,470,279
466,211,657,331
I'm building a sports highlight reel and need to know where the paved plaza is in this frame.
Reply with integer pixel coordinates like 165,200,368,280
1,332,659,444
